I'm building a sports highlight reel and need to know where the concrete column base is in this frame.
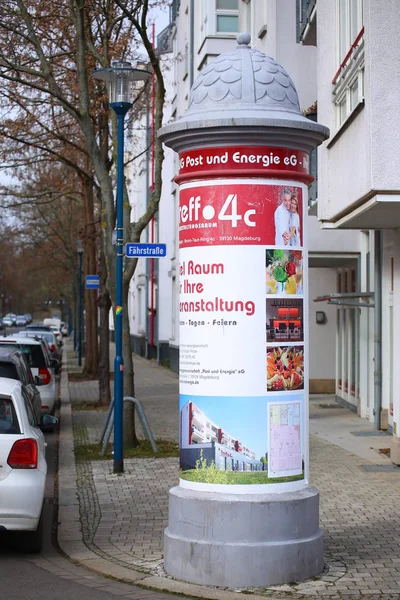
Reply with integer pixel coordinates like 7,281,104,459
391,435,400,465
164,485,324,588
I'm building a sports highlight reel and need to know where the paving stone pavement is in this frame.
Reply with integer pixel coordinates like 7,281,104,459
62,341,400,600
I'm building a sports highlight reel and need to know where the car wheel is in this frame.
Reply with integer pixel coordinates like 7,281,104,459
18,510,43,553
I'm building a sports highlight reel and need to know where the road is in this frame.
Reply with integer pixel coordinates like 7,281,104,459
0,376,180,600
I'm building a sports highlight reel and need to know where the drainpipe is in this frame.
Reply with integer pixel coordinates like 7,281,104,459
374,230,382,429
190,0,194,86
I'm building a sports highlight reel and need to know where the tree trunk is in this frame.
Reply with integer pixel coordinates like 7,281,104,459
82,175,99,378
122,274,138,447
98,240,111,406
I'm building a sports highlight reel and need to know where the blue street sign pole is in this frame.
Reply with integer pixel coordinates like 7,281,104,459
111,102,131,474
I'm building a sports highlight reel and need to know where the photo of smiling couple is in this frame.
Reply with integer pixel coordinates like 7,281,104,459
274,188,301,247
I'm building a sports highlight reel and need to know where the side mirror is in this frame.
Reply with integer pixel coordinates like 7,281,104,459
40,414,58,433
34,375,42,386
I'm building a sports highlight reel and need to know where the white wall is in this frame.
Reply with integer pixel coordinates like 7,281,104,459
309,267,337,381
316,0,370,222
367,0,400,190
308,215,361,254
317,0,400,222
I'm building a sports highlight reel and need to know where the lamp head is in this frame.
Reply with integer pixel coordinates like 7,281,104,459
93,60,151,107
76,240,83,255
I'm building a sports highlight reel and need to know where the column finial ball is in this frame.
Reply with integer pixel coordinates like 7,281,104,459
237,32,251,47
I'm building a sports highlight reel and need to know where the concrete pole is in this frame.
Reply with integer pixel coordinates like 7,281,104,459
373,230,382,430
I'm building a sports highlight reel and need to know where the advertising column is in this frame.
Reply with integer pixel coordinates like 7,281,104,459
177,146,309,490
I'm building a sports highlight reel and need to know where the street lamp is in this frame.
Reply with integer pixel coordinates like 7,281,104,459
76,240,83,368
93,60,151,474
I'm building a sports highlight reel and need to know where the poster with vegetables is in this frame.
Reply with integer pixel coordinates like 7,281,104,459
266,249,303,295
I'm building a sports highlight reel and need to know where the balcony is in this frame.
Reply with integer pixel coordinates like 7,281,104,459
192,428,205,443
296,0,316,46
192,422,204,433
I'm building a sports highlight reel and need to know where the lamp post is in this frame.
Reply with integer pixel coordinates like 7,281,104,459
76,240,83,367
93,60,151,474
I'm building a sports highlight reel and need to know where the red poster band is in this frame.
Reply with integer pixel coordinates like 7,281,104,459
177,146,313,185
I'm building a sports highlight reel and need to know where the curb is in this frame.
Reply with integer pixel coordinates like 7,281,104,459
57,349,279,600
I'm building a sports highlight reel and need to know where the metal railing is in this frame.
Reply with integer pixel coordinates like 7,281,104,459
99,396,158,456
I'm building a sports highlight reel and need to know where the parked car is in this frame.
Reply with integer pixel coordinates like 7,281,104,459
2,316,14,327
25,324,52,332
43,318,62,329
19,331,62,374
5,313,17,326
0,347,42,423
15,315,28,327
49,326,63,347
60,322,68,337
0,377,57,552
24,313,33,324
0,337,58,415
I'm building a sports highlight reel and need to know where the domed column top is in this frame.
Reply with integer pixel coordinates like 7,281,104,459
159,33,329,153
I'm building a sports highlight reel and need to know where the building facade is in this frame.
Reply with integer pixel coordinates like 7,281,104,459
126,1,376,420
298,0,400,460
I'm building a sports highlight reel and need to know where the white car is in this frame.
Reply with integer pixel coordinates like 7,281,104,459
0,377,57,552
2,316,14,327
60,322,68,337
0,337,58,415
49,326,63,349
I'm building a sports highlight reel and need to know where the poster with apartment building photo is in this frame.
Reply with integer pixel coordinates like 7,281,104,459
179,394,305,486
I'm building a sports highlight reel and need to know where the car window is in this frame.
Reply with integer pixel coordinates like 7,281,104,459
0,396,20,434
1,344,47,368
21,389,38,428
0,362,19,380
18,355,32,383
28,332,54,345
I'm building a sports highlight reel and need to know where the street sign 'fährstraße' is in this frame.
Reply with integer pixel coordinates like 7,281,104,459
86,275,100,289
126,243,167,258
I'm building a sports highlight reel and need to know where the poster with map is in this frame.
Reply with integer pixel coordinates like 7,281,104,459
268,401,303,477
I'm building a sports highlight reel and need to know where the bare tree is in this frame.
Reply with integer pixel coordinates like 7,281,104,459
0,0,168,445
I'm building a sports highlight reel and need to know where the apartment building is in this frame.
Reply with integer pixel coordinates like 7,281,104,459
298,0,400,460
180,400,262,471
126,1,361,409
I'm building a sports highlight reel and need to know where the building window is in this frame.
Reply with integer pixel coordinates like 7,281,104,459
335,68,364,127
338,0,363,64
333,0,364,128
216,0,238,33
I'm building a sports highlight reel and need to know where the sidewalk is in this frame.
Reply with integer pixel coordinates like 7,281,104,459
58,339,400,600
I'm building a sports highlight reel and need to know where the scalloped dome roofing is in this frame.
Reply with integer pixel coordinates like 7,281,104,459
187,32,301,119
